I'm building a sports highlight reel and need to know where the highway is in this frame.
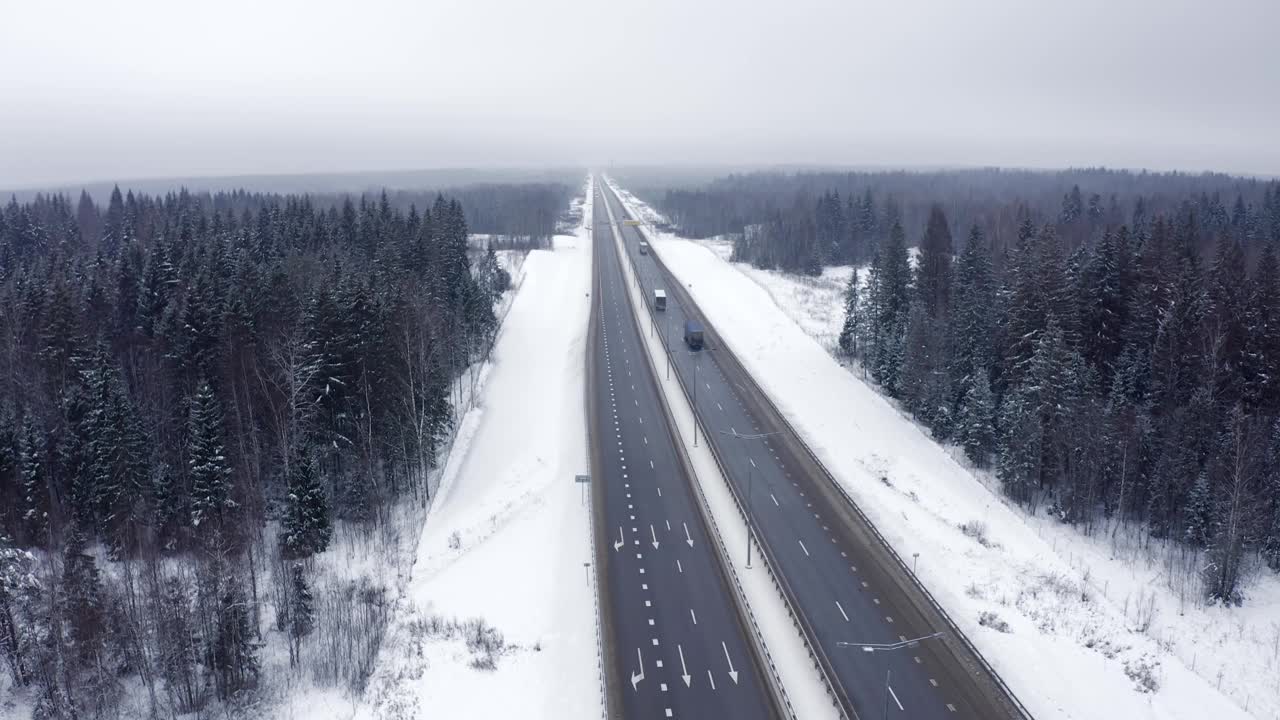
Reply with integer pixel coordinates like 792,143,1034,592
599,179,1026,720
587,180,780,720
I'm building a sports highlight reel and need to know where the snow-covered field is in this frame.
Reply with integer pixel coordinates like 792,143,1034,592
356,186,601,720
610,183,1279,720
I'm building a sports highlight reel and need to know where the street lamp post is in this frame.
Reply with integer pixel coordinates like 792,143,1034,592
716,428,782,569
837,633,944,720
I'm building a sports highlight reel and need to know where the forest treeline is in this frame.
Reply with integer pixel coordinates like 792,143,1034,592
366,182,573,248
639,168,1280,275
649,168,1280,605
0,183,529,716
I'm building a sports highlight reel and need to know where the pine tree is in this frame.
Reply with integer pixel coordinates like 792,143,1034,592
1206,236,1249,409
18,417,47,545
900,299,951,436
0,534,42,688
61,528,107,669
997,388,1041,507
279,449,332,559
869,220,911,393
1025,319,1078,491
1081,227,1133,380
40,278,82,390
1150,249,1207,413
1243,245,1280,413
950,226,995,407
915,205,954,317
78,344,149,551
837,271,859,357
1184,471,1213,548
957,372,995,466
188,381,235,536
1001,222,1046,387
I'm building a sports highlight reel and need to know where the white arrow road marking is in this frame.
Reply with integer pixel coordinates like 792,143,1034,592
678,645,691,687
614,527,624,552
722,641,739,684
631,648,645,691
683,522,694,547
650,525,659,549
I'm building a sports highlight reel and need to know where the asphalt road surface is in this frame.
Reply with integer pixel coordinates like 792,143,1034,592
599,179,1025,720
588,182,780,720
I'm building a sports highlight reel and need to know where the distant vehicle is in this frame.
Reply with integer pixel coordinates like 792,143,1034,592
654,289,667,311
639,241,650,255
684,320,704,350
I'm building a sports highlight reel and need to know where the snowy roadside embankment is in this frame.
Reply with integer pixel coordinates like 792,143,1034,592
609,185,1272,720
358,185,600,720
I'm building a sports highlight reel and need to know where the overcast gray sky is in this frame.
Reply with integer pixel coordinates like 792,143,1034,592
2,0,1277,188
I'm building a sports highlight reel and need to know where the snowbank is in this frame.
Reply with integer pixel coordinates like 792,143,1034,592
610,184,1273,720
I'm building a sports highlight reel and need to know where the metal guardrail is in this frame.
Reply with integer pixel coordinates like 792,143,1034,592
586,469,609,720
600,184,794,720
605,179,1035,720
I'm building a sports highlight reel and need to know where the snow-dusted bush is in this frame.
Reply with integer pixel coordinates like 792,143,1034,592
978,610,1011,633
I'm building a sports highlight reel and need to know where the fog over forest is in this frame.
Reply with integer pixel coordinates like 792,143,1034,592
2,0,1278,189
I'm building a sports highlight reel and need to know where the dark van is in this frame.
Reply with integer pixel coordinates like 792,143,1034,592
683,320,704,350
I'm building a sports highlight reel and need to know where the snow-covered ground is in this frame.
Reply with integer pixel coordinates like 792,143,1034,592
357,185,600,720
609,182,1279,720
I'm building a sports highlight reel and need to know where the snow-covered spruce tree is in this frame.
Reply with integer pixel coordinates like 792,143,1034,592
915,204,954,318
1183,471,1213,549
18,416,47,545
900,299,952,437
188,380,235,538
279,448,332,559
950,225,995,410
837,270,859,357
1079,226,1133,382
1243,245,1280,414
1206,235,1249,409
999,219,1043,389
957,372,995,467
869,219,911,394
996,387,1041,508
0,534,42,689
79,344,150,553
